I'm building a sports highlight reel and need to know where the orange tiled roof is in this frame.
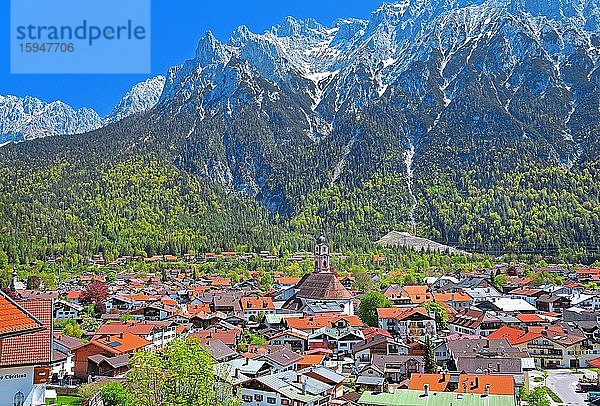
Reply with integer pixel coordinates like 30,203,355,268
516,314,544,323
487,326,541,345
0,298,53,366
377,307,431,321
275,277,301,285
409,373,514,395
209,277,231,287
298,354,325,369
433,292,473,303
92,332,152,354
67,290,83,300
0,292,42,337
402,285,433,304
161,297,178,306
517,277,534,286
241,297,274,311
127,295,150,302
187,303,211,314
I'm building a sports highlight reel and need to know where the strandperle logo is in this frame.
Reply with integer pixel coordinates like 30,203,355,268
10,0,150,74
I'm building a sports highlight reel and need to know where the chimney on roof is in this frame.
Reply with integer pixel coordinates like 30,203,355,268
483,384,490,397
119,332,124,339
474,376,479,388
441,371,446,382
424,384,429,397
463,382,467,393
244,357,249,366
496,363,500,372
234,368,239,378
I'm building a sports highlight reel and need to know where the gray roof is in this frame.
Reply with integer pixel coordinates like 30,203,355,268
456,356,523,374
207,339,237,361
260,347,303,367
307,366,346,384
255,374,323,403
223,357,268,376
88,353,130,369
356,375,385,386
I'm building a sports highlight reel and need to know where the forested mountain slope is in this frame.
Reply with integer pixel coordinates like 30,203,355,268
0,0,598,262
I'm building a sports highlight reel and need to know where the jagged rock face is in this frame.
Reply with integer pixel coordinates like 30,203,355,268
0,95,103,144
154,0,600,210
1,76,165,144
106,76,166,123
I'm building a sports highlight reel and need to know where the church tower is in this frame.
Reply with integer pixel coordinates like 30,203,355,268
314,235,330,273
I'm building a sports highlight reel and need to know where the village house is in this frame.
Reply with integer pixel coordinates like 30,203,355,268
93,320,177,349
72,332,151,379
0,293,53,406
448,308,503,337
54,300,84,320
241,297,276,321
352,334,409,366
377,307,437,338
488,325,592,368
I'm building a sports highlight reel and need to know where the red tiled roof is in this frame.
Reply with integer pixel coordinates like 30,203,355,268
508,287,542,296
362,327,392,340
576,268,600,275
285,315,363,331
0,298,53,367
0,292,42,337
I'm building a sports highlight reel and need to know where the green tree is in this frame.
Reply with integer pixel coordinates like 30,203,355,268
61,318,83,339
423,302,449,330
259,272,274,291
102,381,132,406
81,315,101,332
358,291,393,327
493,274,507,290
0,250,8,270
119,313,134,322
424,335,437,373
127,337,239,406
519,387,550,406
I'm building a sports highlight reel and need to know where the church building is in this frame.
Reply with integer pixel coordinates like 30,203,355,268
282,236,354,316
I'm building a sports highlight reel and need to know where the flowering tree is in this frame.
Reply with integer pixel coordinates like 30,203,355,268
80,281,109,315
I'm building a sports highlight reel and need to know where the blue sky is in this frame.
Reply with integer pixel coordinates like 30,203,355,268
1,0,382,116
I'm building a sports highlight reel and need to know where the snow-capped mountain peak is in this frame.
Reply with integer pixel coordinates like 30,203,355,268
1,76,166,144
106,76,166,123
